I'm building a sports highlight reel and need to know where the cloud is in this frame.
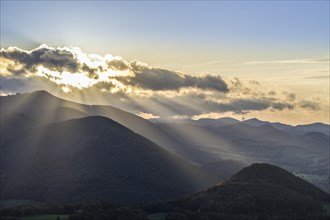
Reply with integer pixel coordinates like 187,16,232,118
117,66,228,92
246,58,330,65
137,112,160,119
132,93,295,117
282,91,296,101
303,75,329,79
299,100,320,110
0,45,229,93
0,44,325,120
107,59,130,71
268,90,277,96
210,98,294,113
1,45,80,73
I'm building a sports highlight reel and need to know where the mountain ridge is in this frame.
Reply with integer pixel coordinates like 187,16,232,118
1,115,218,203
146,163,329,219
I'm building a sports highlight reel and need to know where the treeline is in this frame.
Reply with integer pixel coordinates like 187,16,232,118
0,202,146,220
149,210,330,220
1,201,329,220
0,204,77,217
68,202,146,220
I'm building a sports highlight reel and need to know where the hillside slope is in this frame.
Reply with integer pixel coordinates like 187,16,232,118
147,163,329,219
0,116,218,204
0,91,217,163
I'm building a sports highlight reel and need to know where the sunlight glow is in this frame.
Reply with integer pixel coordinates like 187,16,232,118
137,112,160,119
35,64,131,91
0,58,24,76
0,45,134,92
36,66,95,89
61,86,71,93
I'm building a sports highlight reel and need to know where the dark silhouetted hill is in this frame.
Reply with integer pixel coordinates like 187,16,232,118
0,116,218,204
147,163,329,219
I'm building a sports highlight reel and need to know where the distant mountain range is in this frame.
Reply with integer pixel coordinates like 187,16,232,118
0,91,329,207
152,116,330,136
153,116,329,192
244,118,330,136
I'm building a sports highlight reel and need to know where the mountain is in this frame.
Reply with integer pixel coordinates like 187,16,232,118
243,118,269,126
191,117,330,135
195,117,240,127
0,91,210,163
273,123,330,136
242,119,330,136
0,116,218,204
215,122,293,142
5,91,272,166
147,163,329,219
227,163,328,200
295,123,330,136
300,132,330,153
269,122,294,131
156,120,329,192
1,91,329,198
0,91,87,124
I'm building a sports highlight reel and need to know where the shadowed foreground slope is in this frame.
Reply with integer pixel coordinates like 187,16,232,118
0,116,218,204
1,164,328,220
146,163,329,219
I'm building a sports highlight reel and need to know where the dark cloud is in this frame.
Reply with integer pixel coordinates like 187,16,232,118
107,59,130,71
286,93,296,101
268,91,276,96
214,98,293,114
119,69,228,92
81,64,102,79
271,102,294,110
215,99,270,113
1,45,229,93
230,77,243,88
117,68,186,91
229,77,251,95
186,75,229,92
132,94,295,117
93,81,116,91
114,63,229,92
1,45,80,73
299,100,320,110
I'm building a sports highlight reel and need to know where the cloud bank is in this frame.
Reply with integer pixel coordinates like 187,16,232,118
0,45,228,92
1,45,326,120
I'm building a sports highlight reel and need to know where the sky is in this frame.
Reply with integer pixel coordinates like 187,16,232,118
0,1,329,125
